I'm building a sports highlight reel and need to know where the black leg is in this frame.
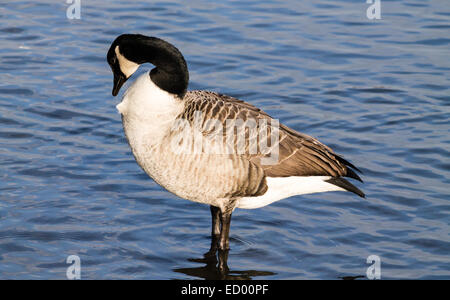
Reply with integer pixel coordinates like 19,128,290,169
217,211,232,274
205,205,221,256
210,205,221,237
218,211,232,251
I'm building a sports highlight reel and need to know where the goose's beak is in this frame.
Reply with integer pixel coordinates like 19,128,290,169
112,73,127,96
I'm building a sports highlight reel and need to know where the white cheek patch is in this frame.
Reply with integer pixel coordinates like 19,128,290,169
115,46,140,78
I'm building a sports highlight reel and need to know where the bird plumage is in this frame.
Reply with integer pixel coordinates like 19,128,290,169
107,34,365,257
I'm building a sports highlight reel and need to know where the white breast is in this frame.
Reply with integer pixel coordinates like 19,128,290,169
117,72,185,187
117,71,184,146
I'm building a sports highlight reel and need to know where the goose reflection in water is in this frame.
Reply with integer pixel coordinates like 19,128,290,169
173,235,276,280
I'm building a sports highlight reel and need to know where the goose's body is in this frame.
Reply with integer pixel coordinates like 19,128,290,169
107,34,364,261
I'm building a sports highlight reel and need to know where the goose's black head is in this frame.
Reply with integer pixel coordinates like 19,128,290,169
107,34,189,97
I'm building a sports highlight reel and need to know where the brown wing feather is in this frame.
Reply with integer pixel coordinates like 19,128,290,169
183,91,359,178
178,91,268,198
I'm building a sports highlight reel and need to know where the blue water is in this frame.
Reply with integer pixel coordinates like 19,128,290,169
0,0,449,279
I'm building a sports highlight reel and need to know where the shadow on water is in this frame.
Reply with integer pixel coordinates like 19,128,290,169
339,275,366,280
173,236,276,280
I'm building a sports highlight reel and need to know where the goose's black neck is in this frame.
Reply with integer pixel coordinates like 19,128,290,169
115,34,189,98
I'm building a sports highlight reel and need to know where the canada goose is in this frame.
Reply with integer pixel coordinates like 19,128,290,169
107,34,364,256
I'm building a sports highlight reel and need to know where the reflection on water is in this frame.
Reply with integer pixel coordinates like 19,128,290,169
0,0,449,279
174,237,276,280
339,275,366,281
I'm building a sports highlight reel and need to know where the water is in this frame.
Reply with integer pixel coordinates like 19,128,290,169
0,0,449,279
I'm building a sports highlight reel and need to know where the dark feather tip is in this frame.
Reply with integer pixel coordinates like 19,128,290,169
326,177,365,198
336,156,363,174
